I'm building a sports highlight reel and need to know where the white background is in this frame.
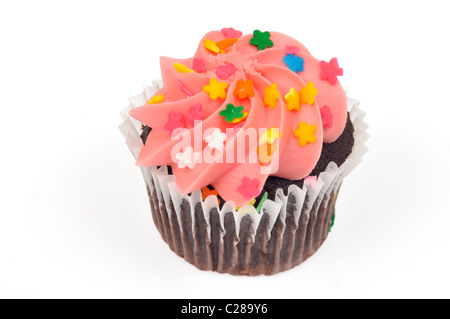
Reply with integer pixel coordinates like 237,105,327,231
1,0,449,299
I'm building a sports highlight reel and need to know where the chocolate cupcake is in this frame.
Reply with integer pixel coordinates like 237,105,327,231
120,28,368,276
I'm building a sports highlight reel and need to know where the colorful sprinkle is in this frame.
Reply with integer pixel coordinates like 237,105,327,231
258,143,278,165
205,128,227,151
320,57,343,85
148,94,165,104
236,199,256,211
256,192,269,213
175,146,201,170
177,79,194,96
174,62,195,73
234,79,255,99
203,78,228,100
285,46,300,55
193,58,207,73
237,177,261,200
294,122,317,146
163,112,185,134
204,38,220,54
201,187,221,205
216,37,238,53
215,64,237,80
221,27,243,39
250,30,274,51
320,105,334,128
219,103,245,122
259,128,281,145
283,54,304,73
231,111,249,124
187,103,204,127
263,83,280,109
300,82,318,105
285,88,301,111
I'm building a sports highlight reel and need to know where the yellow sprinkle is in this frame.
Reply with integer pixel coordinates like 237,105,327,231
231,111,249,124
285,88,301,111
263,83,280,109
259,128,281,145
294,122,317,146
237,199,256,210
300,82,318,105
148,94,165,104
203,39,220,54
174,63,195,73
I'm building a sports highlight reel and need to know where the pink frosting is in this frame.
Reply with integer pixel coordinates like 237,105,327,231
130,30,348,206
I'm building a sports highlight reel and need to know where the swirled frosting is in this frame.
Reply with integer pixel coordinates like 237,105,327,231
130,29,348,206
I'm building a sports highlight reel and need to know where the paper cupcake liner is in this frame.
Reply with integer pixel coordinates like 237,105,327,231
119,82,369,276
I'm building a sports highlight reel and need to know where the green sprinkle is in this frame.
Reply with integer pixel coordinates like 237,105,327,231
250,30,274,51
329,214,336,232
219,103,245,122
256,192,269,214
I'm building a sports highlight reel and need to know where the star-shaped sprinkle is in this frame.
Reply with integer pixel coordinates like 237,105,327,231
193,58,207,73
238,177,261,200
259,128,281,145
320,105,334,129
234,79,255,99
285,46,300,55
175,146,201,169
148,94,165,104
205,128,227,151
204,38,220,54
319,57,343,85
283,54,305,73
264,83,280,109
215,64,237,80
187,103,204,127
285,88,301,111
174,63,195,73
203,78,228,100
300,82,318,105
294,122,317,146
250,30,274,51
221,27,243,39
219,103,245,122
163,112,185,134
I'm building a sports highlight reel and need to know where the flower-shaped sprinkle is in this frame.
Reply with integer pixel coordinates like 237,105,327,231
285,88,301,111
203,78,228,100
219,103,245,122
300,82,318,105
205,128,227,151
319,57,343,85
294,122,317,146
250,30,274,51
231,111,249,124
238,177,261,200
283,54,304,73
216,38,239,53
163,112,185,134
201,187,221,204
175,146,201,169
258,144,278,165
187,103,204,127
320,105,334,128
264,83,280,109
215,64,237,80
285,46,300,55
221,27,243,39
234,79,255,99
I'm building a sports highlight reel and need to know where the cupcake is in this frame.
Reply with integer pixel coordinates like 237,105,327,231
120,28,368,276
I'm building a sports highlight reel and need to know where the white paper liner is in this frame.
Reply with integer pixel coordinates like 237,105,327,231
119,82,369,276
